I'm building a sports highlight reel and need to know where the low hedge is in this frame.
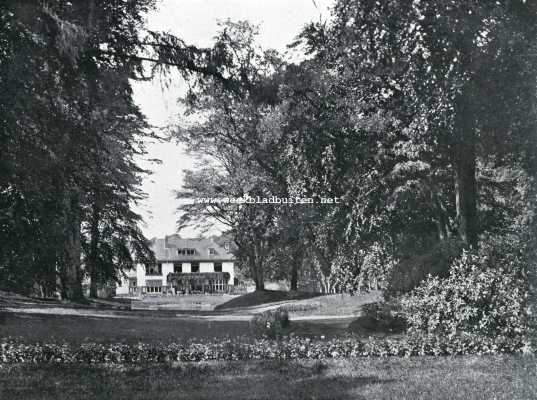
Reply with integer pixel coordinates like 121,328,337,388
0,334,532,364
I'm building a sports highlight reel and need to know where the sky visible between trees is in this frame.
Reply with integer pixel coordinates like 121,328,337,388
133,0,334,239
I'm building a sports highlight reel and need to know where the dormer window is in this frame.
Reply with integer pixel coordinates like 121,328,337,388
224,242,230,252
178,248,195,256
209,248,216,255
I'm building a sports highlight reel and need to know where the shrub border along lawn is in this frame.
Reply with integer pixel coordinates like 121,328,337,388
0,334,532,364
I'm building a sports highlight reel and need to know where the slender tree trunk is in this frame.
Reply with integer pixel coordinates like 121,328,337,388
253,260,265,290
290,261,299,291
246,247,265,291
254,266,265,290
62,193,84,301
290,246,303,291
89,270,99,298
454,96,478,248
253,244,265,291
88,201,100,298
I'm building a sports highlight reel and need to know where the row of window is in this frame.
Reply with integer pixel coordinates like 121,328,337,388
129,276,239,289
145,262,223,275
176,247,221,256
177,248,196,256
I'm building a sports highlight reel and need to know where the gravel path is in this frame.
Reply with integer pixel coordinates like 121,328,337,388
3,305,358,322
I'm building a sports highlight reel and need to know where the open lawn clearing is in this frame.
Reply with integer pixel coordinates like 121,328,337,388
278,291,382,316
215,290,322,310
0,291,392,343
1,356,536,399
0,290,379,315
0,311,363,343
215,290,381,316
0,312,250,344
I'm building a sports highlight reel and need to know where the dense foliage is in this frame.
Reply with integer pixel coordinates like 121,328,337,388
402,239,529,339
0,0,160,298
2,1,537,356
0,1,238,299
0,334,530,364
175,1,537,300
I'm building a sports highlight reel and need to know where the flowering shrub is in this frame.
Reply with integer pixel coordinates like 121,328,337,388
250,309,290,338
0,334,530,364
401,245,529,339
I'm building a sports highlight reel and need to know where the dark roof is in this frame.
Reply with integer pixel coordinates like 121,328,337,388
151,235,235,262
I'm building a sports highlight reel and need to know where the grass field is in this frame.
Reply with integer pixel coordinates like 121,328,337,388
215,290,322,310
0,291,385,344
2,291,535,399
0,312,250,344
1,356,536,399
0,311,368,343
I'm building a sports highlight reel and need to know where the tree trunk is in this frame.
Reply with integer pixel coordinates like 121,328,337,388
253,245,265,291
254,271,265,290
62,194,84,301
290,246,303,291
248,247,265,291
290,261,299,291
89,271,99,298
88,201,100,298
454,96,478,248
253,258,265,290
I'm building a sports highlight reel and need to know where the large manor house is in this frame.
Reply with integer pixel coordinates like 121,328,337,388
116,235,236,296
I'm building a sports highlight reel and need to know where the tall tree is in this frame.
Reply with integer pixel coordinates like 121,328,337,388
0,1,158,298
296,0,537,252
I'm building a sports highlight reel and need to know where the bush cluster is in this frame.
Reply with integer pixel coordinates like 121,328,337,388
401,244,529,339
329,242,396,294
0,334,529,364
250,309,290,338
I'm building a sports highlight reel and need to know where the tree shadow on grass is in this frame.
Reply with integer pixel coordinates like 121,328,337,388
0,361,398,400
215,373,393,400
215,290,323,311
200,360,397,400
347,315,407,336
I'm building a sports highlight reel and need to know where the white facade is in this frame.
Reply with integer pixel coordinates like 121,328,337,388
223,262,235,285
115,235,236,296
116,260,235,295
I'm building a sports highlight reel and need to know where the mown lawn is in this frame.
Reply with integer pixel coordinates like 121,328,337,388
214,290,381,315
215,290,323,310
1,356,536,399
0,311,367,343
0,292,384,343
0,312,251,344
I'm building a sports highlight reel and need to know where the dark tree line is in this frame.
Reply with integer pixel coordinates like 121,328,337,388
176,1,537,293
2,1,537,298
0,1,239,299
0,1,160,299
